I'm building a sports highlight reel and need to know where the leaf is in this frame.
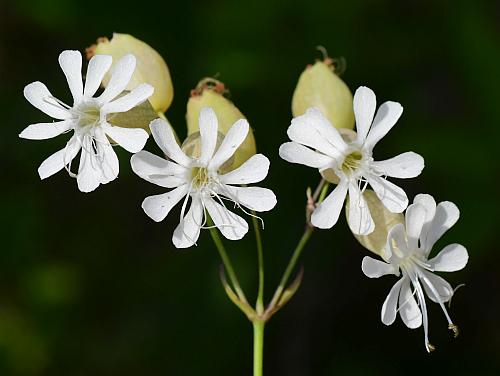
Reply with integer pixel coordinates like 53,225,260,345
277,266,304,308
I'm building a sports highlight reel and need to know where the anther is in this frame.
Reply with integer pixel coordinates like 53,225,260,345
427,343,436,352
448,324,459,338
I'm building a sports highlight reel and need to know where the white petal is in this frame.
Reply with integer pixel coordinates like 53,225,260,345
413,194,437,251
399,279,422,329
278,142,333,168
94,127,119,184
142,185,189,222
386,223,408,256
363,101,403,151
219,154,270,185
37,135,81,179
101,84,154,114
209,119,249,170
98,54,136,103
58,50,83,103
287,108,347,159
405,203,427,250
172,197,204,248
204,197,248,240
131,150,188,188
218,185,277,212
429,243,468,272
371,152,424,178
150,118,191,167
198,107,218,165
310,180,348,229
347,182,374,235
103,124,148,153
19,120,73,140
84,54,112,97
368,175,408,213
420,270,453,303
381,278,404,326
77,136,102,193
24,82,70,120
423,201,460,253
353,86,376,143
361,256,398,278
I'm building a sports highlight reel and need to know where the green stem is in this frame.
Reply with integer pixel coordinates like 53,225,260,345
253,320,265,376
268,179,329,309
268,226,314,308
208,218,248,304
252,215,265,314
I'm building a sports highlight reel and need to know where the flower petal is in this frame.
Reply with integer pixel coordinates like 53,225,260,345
98,54,136,103
361,256,398,278
209,119,249,171
353,86,376,143
368,175,408,213
204,197,248,240
142,185,189,222
198,107,218,165
218,185,277,212
94,127,119,184
371,151,424,178
399,279,422,329
405,203,427,250
413,194,437,250
429,243,468,272
101,84,154,114
311,180,348,229
19,120,73,140
103,123,148,153
58,50,83,103
172,197,204,248
150,118,192,167
381,278,404,326
363,101,403,151
84,54,112,97
219,154,270,185
131,150,188,188
386,223,408,257
422,201,460,254
278,142,333,168
420,270,454,303
24,82,70,120
347,182,374,235
37,135,81,180
287,108,347,159
77,136,102,193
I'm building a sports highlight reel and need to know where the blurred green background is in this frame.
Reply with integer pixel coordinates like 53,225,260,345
1,0,499,374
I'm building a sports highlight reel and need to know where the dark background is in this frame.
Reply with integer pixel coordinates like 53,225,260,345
1,0,499,375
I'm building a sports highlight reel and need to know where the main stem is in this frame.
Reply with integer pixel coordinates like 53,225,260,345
253,320,265,376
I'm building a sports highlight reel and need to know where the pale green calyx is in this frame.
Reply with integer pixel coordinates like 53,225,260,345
292,57,355,130
87,33,173,114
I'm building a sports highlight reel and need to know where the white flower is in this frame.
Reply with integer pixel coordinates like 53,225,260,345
361,194,468,352
279,86,424,235
20,50,154,192
131,107,277,248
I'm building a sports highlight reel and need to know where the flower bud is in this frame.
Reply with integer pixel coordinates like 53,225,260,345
346,189,404,258
186,78,256,169
86,33,173,114
292,57,354,130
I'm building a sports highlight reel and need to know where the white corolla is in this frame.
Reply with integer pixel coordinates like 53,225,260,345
131,107,277,248
279,86,424,235
20,50,154,192
361,194,468,352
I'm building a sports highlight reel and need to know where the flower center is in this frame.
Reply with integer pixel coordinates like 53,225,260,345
191,166,210,189
73,101,102,129
341,151,363,174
